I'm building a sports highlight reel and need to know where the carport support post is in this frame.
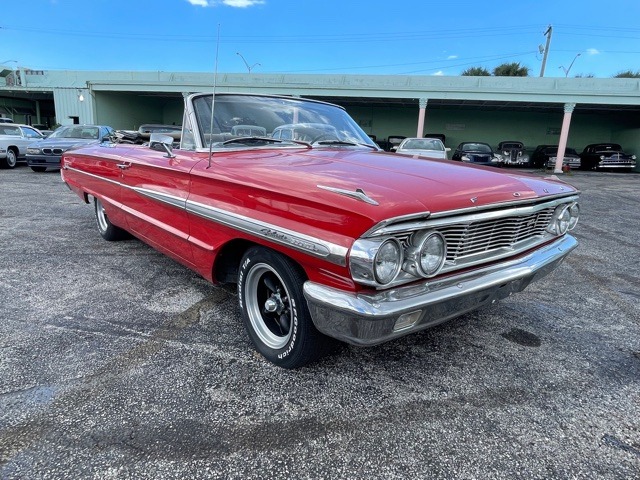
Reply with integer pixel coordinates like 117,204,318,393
416,98,428,138
554,102,576,174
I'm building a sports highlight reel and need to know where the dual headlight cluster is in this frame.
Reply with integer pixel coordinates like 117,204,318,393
546,202,580,236
349,231,447,287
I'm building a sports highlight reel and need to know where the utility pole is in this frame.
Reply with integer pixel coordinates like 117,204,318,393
539,25,553,77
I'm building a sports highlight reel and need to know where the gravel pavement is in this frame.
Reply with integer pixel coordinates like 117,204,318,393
1,166,639,479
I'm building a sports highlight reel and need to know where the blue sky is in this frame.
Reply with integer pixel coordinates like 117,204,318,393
1,0,639,78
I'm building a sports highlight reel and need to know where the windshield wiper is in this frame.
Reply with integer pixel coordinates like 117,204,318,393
218,136,312,149
314,140,379,150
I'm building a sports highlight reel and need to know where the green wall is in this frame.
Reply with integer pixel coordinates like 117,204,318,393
347,105,639,160
94,92,183,130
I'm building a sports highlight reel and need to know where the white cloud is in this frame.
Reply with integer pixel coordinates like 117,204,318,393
586,48,600,55
222,0,265,6
433,71,445,76
186,0,265,7
447,55,458,60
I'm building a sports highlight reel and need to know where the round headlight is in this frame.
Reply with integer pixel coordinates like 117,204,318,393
374,239,402,285
568,203,580,230
417,232,446,277
546,204,572,236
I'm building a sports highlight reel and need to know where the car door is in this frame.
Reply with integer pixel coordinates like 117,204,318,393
61,143,127,229
118,146,201,268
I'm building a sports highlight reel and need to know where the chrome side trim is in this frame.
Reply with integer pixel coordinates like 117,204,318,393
133,187,187,210
317,185,379,206
64,167,349,266
186,199,348,266
64,166,121,187
365,194,579,237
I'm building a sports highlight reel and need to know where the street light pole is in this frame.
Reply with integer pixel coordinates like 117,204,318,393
236,52,261,73
560,53,581,77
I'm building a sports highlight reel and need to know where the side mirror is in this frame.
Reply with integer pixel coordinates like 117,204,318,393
150,133,176,158
445,147,451,152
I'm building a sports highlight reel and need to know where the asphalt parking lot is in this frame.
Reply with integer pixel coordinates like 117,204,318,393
1,166,639,479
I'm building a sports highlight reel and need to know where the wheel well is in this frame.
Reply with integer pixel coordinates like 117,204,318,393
8,146,18,155
213,240,307,285
213,239,256,284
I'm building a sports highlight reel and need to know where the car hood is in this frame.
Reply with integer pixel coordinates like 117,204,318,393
397,149,447,158
219,148,576,224
32,138,99,149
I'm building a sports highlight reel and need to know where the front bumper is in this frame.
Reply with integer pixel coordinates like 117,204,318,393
304,235,577,346
26,154,62,167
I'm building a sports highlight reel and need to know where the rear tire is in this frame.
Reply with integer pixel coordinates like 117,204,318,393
238,246,332,368
94,197,129,241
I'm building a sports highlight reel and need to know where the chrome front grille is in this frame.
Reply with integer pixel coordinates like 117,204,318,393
367,195,579,280
42,148,63,155
439,208,553,260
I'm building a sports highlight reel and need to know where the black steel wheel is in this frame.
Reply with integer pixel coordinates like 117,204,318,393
238,246,330,368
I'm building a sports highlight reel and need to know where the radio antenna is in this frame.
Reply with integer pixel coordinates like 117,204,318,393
207,24,221,169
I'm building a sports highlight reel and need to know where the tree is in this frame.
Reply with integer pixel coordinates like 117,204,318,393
493,62,530,77
461,66,491,76
613,70,640,78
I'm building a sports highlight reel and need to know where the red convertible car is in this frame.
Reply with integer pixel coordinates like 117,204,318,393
61,93,580,368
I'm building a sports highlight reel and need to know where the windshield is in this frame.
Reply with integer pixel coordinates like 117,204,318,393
191,94,376,148
49,126,100,140
401,139,444,151
462,143,492,153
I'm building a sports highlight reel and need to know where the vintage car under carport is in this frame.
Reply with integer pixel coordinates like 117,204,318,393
60,92,580,368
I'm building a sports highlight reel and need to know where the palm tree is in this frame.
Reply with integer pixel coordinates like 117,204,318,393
493,62,530,77
461,66,491,76
613,70,640,78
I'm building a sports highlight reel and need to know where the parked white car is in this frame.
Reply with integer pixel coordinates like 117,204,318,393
395,137,449,159
0,124,45,168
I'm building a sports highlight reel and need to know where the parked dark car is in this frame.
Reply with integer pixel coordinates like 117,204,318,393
530,145,581,169
387,135,406,152
496,141,530,167
580,143,637,170
26,125,115,172
451,142,501,166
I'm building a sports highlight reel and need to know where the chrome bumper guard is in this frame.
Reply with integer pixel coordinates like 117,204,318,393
303,235,577,346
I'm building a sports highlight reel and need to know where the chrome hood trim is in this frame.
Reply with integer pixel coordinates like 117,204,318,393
317,185,379,206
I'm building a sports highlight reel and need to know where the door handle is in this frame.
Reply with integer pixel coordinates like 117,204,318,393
117,163,130,170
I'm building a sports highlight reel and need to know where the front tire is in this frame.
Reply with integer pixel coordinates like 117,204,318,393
238,246,330,368
94,197,129,241
1,149,17,168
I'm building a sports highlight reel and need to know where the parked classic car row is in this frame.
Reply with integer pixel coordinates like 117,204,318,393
392,136,636,171
60,92,581,368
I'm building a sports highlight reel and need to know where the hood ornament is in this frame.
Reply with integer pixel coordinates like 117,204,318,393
513,192,522,197
470,197,478,204
317,185,379,206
